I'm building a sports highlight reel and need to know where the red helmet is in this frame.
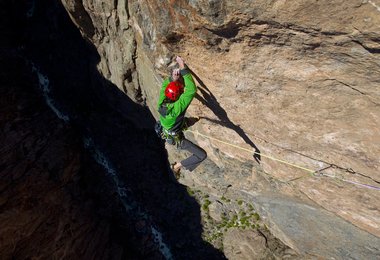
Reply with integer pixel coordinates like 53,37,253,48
165,81,183,101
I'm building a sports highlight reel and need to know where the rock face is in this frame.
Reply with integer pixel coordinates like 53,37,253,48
60,0,380,257
4,0,380,258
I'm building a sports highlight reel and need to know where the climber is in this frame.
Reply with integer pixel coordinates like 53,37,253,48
157,56,206,177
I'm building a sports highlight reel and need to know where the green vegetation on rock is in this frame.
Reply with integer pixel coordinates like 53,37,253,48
200,194,263,248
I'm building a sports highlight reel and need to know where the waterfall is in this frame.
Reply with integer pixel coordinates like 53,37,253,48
30,62,70,122
83,136,173,259
30,61,173,259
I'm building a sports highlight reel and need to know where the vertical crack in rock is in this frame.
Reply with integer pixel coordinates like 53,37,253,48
124,1,145,105
131,39,145,104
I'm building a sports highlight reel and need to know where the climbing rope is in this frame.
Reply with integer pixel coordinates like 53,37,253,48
186,129,380,191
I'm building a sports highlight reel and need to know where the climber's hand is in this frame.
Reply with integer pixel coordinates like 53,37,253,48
172,68,180,81
176,56,185,69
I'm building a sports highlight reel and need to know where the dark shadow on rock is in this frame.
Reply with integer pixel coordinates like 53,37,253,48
185,116,201,128
189,68,261,163
11,0,226,259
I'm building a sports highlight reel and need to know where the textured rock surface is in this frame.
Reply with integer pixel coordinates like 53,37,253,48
61,0,141,101
23,0,380,258
175,145,380,259
223,229,273,260
139,1,380,240
252,194,380,259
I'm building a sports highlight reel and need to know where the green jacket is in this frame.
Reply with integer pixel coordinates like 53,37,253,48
157,68,197,131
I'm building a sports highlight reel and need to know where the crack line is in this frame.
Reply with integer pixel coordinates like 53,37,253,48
322,78,366,95
321,78,380,105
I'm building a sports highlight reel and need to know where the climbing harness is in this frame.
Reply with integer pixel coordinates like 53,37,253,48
162,127,183,146
155,120,184,146
186,129,380,192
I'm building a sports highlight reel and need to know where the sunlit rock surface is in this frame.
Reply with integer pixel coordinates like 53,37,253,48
61,0,380,257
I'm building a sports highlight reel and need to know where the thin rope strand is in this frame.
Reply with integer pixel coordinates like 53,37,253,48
186,129,380,191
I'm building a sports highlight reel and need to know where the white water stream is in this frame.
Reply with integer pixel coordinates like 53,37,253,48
83,137,173,259
30,62,173,259
31,63,70,122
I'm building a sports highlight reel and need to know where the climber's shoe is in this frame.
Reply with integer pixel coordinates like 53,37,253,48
171,162,181,180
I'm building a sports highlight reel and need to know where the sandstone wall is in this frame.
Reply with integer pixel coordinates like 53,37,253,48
61,0,380,249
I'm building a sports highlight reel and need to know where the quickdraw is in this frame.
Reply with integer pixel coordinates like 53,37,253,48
162,128,183,146
155,120,187,146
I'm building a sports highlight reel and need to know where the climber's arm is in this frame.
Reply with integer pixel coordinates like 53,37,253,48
172,68,196,115
157,78,170,108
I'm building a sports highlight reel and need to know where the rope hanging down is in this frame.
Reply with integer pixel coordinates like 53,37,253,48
186,129,380,192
